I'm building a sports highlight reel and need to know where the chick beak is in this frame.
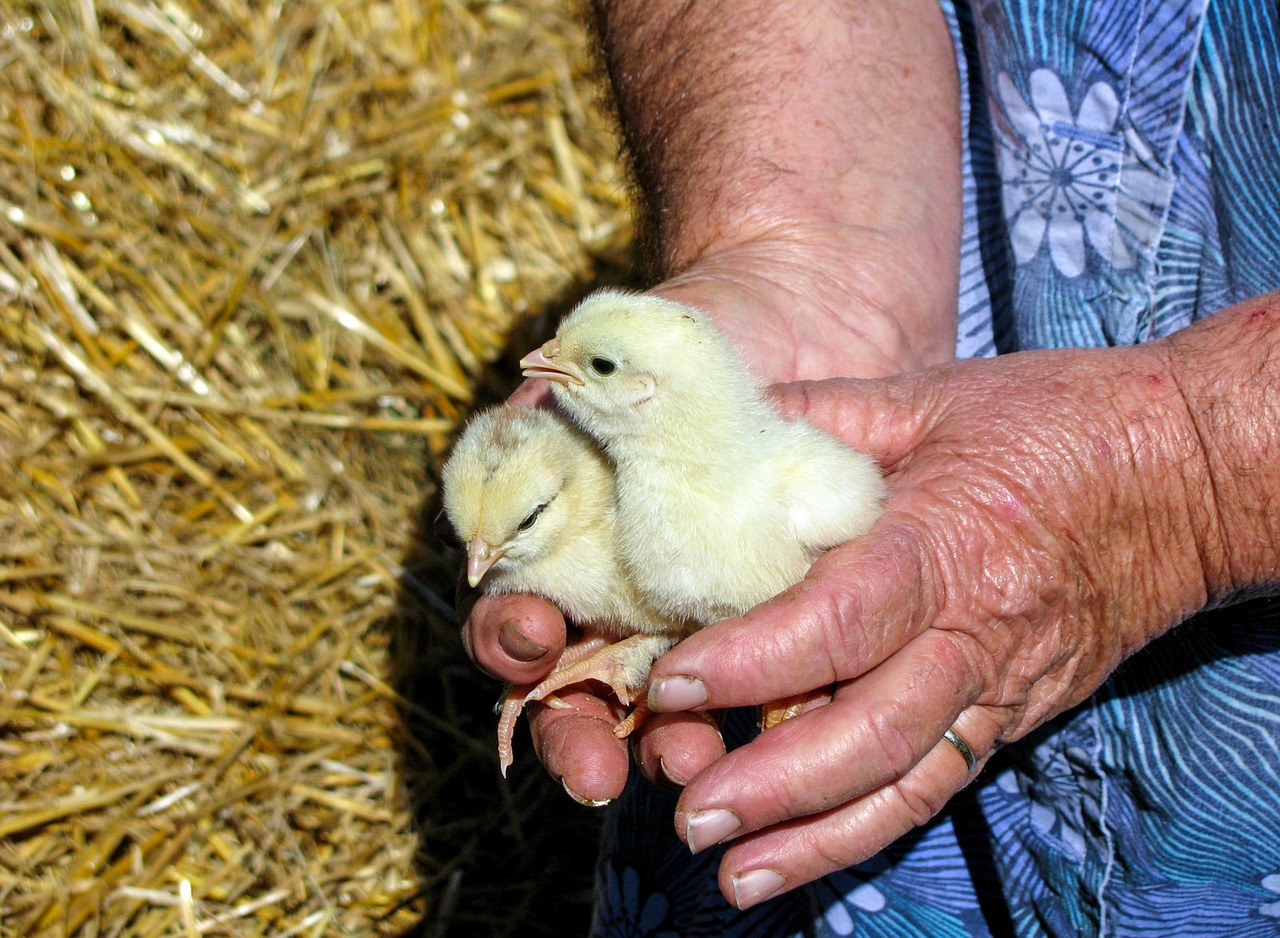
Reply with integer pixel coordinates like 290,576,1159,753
520,339,583,386
466,537,506,588
465,534,504,586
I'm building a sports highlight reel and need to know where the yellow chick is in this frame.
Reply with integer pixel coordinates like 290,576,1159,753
441,404,691,774
521,290,886,724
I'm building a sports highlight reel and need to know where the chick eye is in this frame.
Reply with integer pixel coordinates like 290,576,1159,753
518,503,547,532
589,356,617,376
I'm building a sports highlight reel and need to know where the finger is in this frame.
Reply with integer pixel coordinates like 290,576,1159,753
672,627,978,852
527,687,631,805
715,706,1002,909
463,592,568,684
631,711,726,789
767,376,933,467
647,518,937,713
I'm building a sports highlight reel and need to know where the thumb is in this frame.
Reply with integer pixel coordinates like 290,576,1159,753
767,375,932,468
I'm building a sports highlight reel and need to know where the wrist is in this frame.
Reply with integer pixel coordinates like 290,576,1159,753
647,223,957,384
1104,344,1220,643
1100,297,1280,651
1155,299,1280,602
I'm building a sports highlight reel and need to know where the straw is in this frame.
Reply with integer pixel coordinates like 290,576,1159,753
0,0,634,932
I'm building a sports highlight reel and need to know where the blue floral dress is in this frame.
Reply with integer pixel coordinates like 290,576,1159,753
592,1,1280,935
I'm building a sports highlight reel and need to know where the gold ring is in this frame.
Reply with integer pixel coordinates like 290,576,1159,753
943,727,978,773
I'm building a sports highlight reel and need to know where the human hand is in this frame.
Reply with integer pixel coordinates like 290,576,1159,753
460,235,958,802
635,338,1233,907
459,0,965,800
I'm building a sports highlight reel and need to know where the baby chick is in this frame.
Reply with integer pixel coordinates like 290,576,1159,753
521,290,886,725
441,404,691,774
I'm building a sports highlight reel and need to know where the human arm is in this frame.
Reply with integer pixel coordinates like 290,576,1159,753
595,0,961,379
462,0,965,802
639,292,1280,906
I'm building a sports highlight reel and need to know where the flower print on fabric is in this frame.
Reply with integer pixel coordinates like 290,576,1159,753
811,868,888,936
994,68,1167,278
1261,873,1280,918
593,863,680,938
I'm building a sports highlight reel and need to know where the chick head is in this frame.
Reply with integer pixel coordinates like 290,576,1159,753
441,405,608,588
519,290,739,443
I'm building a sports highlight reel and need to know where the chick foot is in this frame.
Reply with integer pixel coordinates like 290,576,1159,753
496,633,612,776
525,630,671,701
497,632,675,775
760,687,834,729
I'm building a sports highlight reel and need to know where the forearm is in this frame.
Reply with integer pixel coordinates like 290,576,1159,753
591,0,963,369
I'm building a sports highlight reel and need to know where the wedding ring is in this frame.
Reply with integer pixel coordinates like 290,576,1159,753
943,727,978,774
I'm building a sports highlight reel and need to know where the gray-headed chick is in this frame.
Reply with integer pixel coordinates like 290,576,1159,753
441,404,690,774
521,290,886,724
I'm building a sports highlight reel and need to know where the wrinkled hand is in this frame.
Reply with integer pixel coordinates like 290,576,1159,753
460,240,952,803
640,340,1218,907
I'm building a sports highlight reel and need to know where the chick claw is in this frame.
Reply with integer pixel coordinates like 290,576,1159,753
496,684,533,777
610,698,651,738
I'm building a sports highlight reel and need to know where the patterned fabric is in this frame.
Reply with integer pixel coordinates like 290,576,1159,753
592,0,1280,934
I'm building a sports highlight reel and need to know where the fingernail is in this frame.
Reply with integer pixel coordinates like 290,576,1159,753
657,756,688,789
685,807,741,853
499,620,549,662
649,675,707,712
731,868,786,908
562,778,611,808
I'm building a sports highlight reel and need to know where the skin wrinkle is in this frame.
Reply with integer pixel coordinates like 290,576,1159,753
892,635,976,750
887,762,952,832
861,691,932,782
807,358,1195,745
814,520,936,677
693,618,978,833
803,580,859,694
807,820,853,875
913,627,983,707
1106,424,1178,651
768,718,858,814
738,594,841,698
940,462,1117,729
1160,305,1280,602
1117,356,1221,626
684,231,938,375
833,352,1208,755
699,672,933,832
804,556,888,683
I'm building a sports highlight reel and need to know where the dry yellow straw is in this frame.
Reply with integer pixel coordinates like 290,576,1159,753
0,0,632,933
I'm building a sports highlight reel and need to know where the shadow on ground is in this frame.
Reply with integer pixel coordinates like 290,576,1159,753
384,265,642,937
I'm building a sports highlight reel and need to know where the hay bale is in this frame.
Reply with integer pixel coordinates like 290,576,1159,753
0,0,633,933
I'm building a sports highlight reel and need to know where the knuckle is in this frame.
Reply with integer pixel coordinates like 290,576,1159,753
811,835,858,878
863,703,922,779
921,629,982,700
891,774,952,830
